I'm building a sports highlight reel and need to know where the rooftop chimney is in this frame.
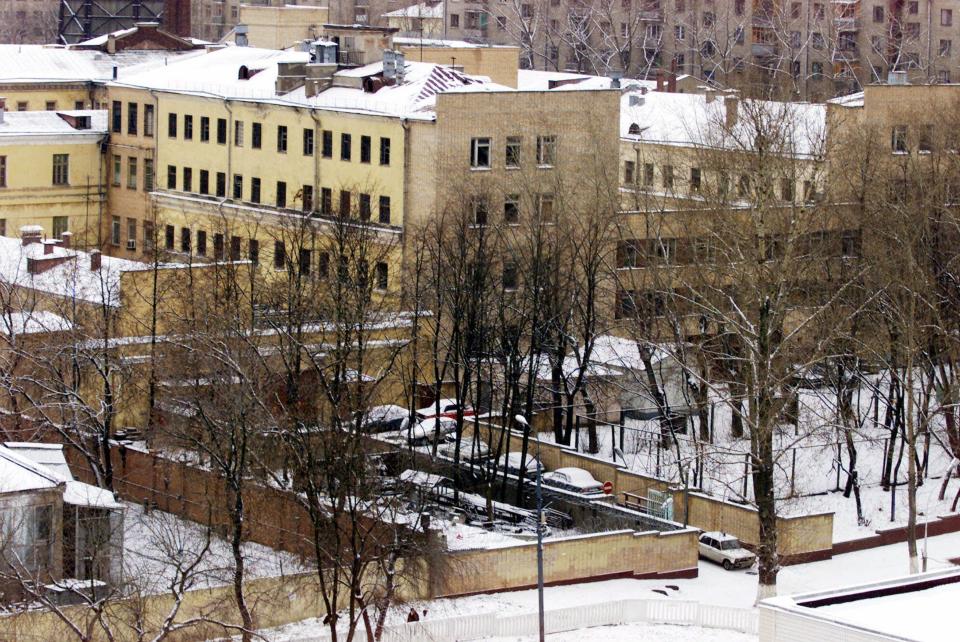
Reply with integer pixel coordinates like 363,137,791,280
90,250,102,272
43,242,54,255
724,95,739,128
20,225,43,246
60,231,72,248
235,24,249,47
383,50,397,80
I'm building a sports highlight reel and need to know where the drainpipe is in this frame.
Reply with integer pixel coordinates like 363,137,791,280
223,98,234,196
311,108,321,215
401,117,411,228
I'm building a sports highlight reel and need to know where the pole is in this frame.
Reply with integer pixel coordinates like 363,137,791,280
536,435,545,642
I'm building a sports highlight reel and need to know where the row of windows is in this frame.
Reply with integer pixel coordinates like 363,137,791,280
0,217,68,239
0,154,71,188
470,193,552,225
623,160,815,203
470,135,557,169
163,112,392,164
111,101,155,137
112,155,154,191
164,164,392,223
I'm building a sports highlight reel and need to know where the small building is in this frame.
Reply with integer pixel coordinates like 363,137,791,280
0,442,123,603
760,568,960,641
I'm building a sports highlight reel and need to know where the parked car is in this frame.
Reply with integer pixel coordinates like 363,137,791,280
438,436,490,462
361,404,411,433
541,467,604,497
407,417,457,446
497,452,542,479
416,398,475,420
697,532,756,570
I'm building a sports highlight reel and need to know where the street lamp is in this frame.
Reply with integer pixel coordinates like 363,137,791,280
515,414,545,642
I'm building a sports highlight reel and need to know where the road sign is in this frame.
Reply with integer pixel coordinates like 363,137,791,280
602,481,614,495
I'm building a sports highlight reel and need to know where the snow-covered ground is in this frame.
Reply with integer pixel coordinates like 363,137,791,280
254,530,960,641
123,503,304,591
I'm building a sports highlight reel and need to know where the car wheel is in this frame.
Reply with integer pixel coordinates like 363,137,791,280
722,559,733,571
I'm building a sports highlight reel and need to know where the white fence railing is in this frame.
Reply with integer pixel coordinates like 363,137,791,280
284,598,758,641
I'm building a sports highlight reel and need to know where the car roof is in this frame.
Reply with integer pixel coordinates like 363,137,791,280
549,467,600,486
701,531,738,541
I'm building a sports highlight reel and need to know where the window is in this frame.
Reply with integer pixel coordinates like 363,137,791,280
379,195,391,224
941,40,952,56
52,154,69,185
299,248,311,275
127,102,138,135
16,102,27,112
940,70,952,83
181,227,191,253
144,159,154,191
873,5,884,22
231,236,241,261
734,0,745,15
235,121,244,146
126,157,138,189
200,116,210,142
277,181,287,208
360,135,371,163
811,61,824,78
703,11,714,27
184,115,193,140
217,118,227,144
473,197,489,225
168,112,177,138
450,13,459,28
376,262,388,290
111,101,122,133
813,3,824,19
502,261,518,290
539,194,554,219
643,163,654,186
803,180,815,203
183,167,192,192
504,196,519,224
624,160,635,184
53,216,68,239
167,165,176,189
892,125,908,152
249,239,259,265
252,122,262,149
339,189,351,216
497,15,507,30
909,1,918,14
943,9,953,26
675,25,685,41
322,130,333,157
690,167,701,193
216,172,226,197
197,230,207,256
341,133,352,161
0,156,5,188
303,128,314,156
274,241,286,269
663,164,674,188
251,177,261,203
303,185,314,212
165,224,175,250
111,216,121,245
919,124,933,152
322,187,332,214
144,105,155,137
738,174,750,197
199,169,209,195
214,233,224,260
277,125,288,152
112,155,122,186
780,178,795,202
536,135,556,166
506,136,521,168
144,221,155,250
233,174,243,199
812,32,825,50
841,229,862,258
471,137,491,168
359,193,371,220
380,137,391,165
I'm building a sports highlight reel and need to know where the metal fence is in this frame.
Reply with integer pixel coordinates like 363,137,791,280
285,598,759,641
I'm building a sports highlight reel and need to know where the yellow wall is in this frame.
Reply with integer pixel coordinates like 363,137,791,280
0,131,106,246
398,45,521,88
0,82,101,112
240,4,330,50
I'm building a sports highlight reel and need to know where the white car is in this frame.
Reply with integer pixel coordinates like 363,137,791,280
407,417,457,445
541,467,604,497
438,437,490,462
361,404,411,433
416,398,475,420
497,452,542,479
697,532,756,570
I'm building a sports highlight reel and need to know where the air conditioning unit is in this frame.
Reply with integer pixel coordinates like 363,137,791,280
126,239,137,251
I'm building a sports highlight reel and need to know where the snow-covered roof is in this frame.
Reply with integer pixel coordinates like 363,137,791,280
620,89,826,158
0,311,73,336
517,69,654,92
0,45,204,85
0,110,107,140
827,91,864,108
2,442,122,509
112,46,512,119
4,443,73,479
383,2,445,19
0,236,140,307
394,36,491,49
0,444,61,494
73,27,138,47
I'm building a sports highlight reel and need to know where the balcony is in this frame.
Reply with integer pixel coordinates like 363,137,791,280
832,46,860,62
834,17,861,31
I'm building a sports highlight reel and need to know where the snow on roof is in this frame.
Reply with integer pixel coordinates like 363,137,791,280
73,27,138,47
383,2,445,19
0,236,140,307
0,110,107,138
4,442,73,479
517,69,654,92
2,442,122,509
828,91,864,107
0,45,204,85
0,444,61,493
0,311,73,336
550,467,601,487
620,89,826,158
394,36,489,49
587,335,674,372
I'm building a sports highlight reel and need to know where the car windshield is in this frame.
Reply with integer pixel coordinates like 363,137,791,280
720,539,741,550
